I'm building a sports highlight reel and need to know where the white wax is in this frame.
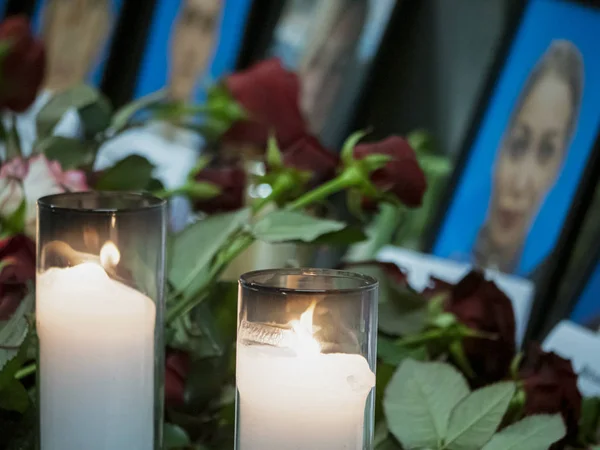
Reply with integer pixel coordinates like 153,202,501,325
236,344,376,450
37,263,156,450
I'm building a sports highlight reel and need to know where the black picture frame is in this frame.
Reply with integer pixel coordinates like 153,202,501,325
423,0,527,252
426,2,599,266
420,0,600,340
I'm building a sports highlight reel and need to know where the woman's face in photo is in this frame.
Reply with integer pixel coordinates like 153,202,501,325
170,0,222,102
301,4,362,134
489,72,573,248
43,0,111,92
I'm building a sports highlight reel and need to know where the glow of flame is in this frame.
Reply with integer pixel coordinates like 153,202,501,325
100,241,120,269
290,300,320,356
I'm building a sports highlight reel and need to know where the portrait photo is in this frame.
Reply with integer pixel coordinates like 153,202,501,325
0,0,125,159
31,0,124,90
268,0,395,145
432,0,600,277
133,0,253,102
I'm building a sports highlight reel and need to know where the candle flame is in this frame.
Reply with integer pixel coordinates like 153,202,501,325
290,300,320,356
100,241,120,269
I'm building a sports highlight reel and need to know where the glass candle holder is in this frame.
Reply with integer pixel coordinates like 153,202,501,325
235,268,378,450
36,192,166,450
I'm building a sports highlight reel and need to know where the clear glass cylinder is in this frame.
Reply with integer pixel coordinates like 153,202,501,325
235,268,378,450
36,192,167,450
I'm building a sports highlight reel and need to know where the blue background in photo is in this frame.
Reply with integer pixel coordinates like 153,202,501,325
432,0,600,276
571,260,600,326
31,0,125,86
134,0,252,100
0,1,7,16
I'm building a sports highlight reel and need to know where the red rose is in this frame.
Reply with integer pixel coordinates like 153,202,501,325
422,276,453,298
224,59,307,149
165,350,190,408
282,135,339,186
0,16,45,113
353,136,426,208
519,345,582,448
193,165,246,214
0,234,35,320
445,270,516,384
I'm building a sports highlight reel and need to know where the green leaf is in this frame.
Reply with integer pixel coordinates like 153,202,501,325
184,182,221,199
36,84,101,139
378,335,427,366
341,130,368,166
306,225,367,245
163,423,191,449
169,208,250,298
376,362,396,423
375,437,403,450
481,414,566,450
346,188,366,220
345,204,404,262
580,397,600,444
111,89,167,133
0,291,34,374
378,286,428,336
94,155,155,191
407,129,436,156
444,382,516,450
37,136,95,169
0,199,26,236
78,92,112,137
384,359,470,449
361,153,393,172
252,210,346,243
0,379,29,413
266,134,283,169
168,282,237,359
184,355,232,412
187,155,212,181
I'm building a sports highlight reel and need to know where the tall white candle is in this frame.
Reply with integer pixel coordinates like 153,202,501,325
236,304,376,450
36,261,156,450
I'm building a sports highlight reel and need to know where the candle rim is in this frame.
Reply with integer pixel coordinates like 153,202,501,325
240,268,378,295
38,192,166,214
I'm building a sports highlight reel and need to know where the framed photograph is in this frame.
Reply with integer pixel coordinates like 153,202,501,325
30,0,125,90
263,0,397,146
429,0,600,278
132,0,253,103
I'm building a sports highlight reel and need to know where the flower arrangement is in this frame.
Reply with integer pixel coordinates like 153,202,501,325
0,15,597,450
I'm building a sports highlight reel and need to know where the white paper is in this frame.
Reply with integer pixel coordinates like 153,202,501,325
544,321,600,397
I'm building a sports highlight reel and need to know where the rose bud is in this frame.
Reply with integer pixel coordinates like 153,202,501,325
223,59,307,149
193,165,247,214
353,136,427,208
0,234,36,320
281,135,339,186
519,344,582,448
0,15,45,112
165,350,190,408
445,270,516,384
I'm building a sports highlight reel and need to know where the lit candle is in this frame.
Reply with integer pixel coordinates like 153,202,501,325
236,302,376,450
36,243,156,450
